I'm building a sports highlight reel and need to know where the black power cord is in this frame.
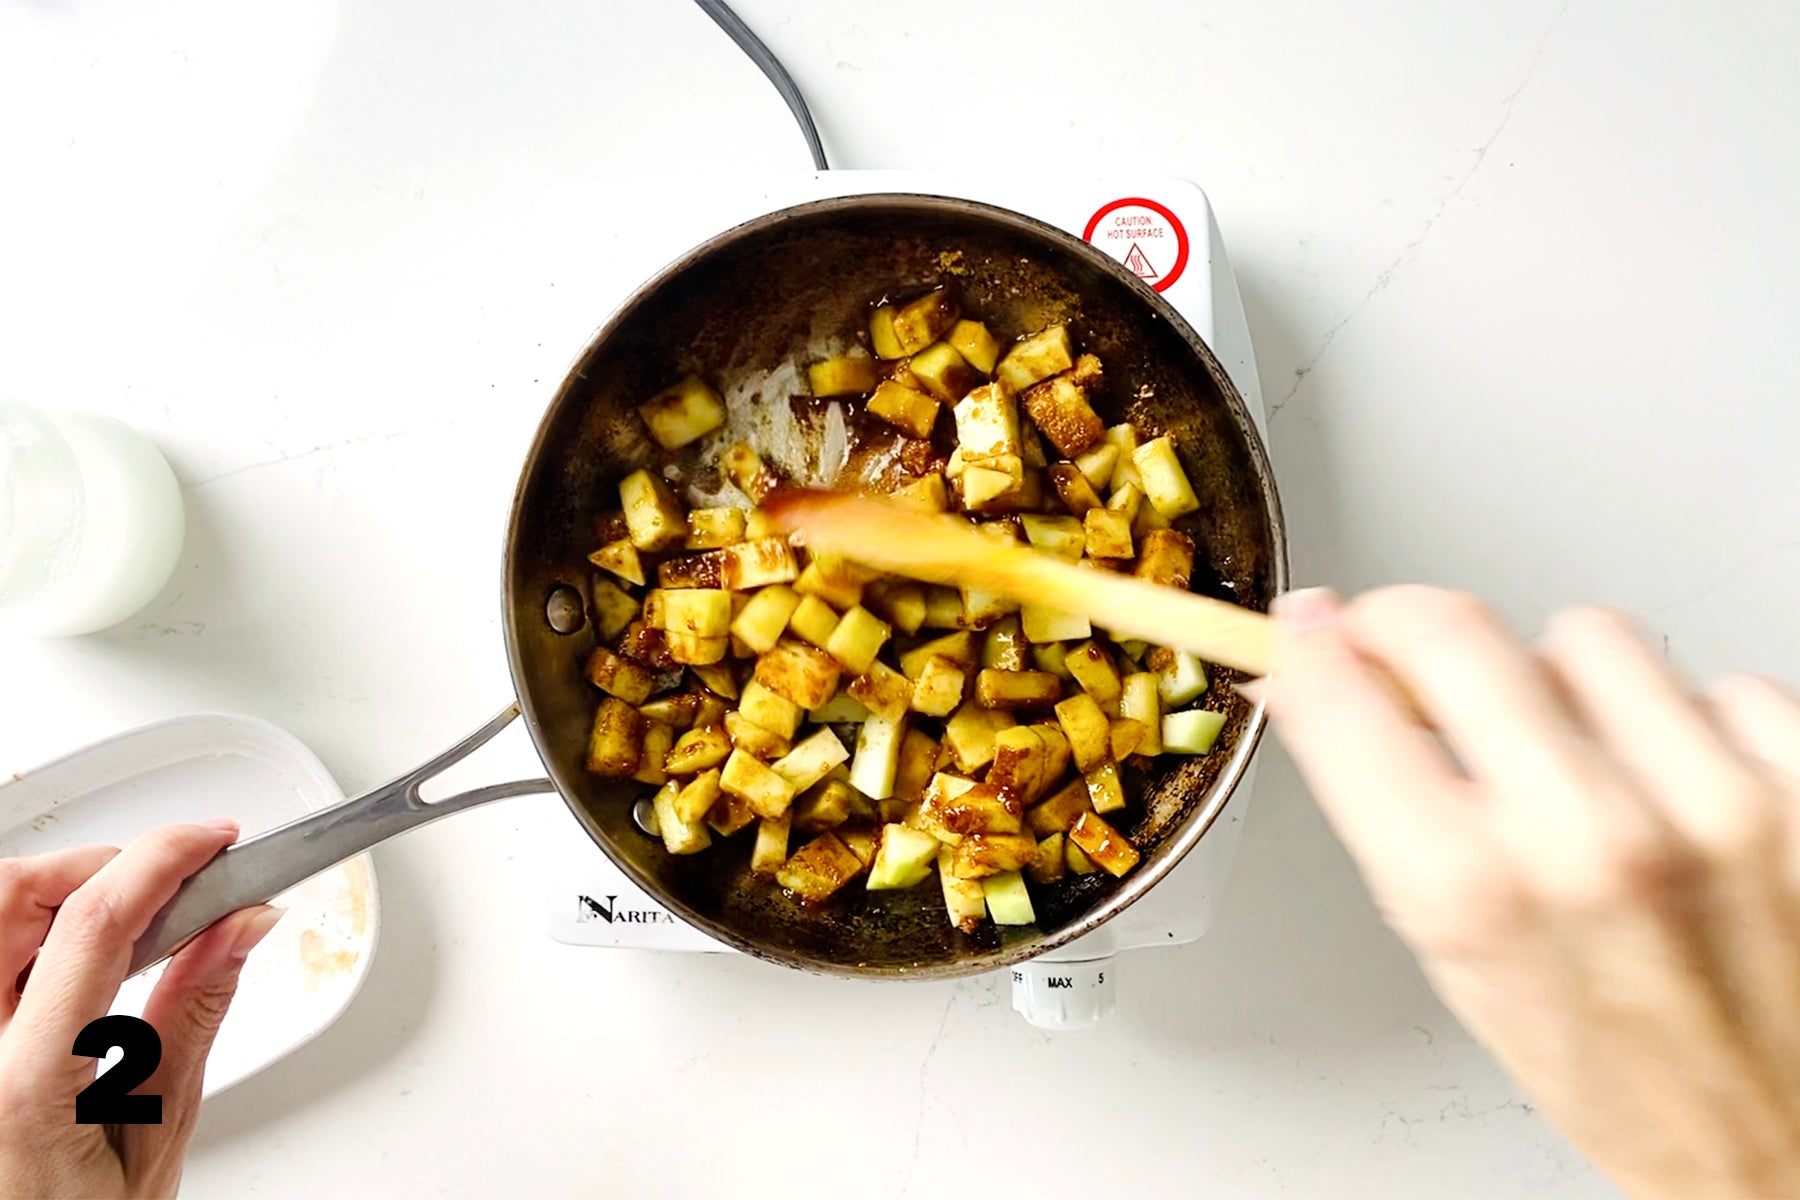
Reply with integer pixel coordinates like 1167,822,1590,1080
694,0,829,171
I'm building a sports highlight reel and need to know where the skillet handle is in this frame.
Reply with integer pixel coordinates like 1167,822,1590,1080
128,704,555,977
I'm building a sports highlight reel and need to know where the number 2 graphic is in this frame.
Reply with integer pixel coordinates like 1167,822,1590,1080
72,1015,162,1124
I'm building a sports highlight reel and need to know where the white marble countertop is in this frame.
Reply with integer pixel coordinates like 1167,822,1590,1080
4,1,1797,1196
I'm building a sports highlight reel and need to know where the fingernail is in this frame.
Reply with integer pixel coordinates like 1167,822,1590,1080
1274,587,1341,634
1232,680,1269,705
200,817,240,836
229,906,285,961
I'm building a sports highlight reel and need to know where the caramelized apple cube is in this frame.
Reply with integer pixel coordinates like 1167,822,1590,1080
638,375,726,451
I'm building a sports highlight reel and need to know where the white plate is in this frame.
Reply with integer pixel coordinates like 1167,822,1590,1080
0,714,379,1098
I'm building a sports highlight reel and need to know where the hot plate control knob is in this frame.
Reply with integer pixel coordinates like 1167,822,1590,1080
1010,958,1117,1030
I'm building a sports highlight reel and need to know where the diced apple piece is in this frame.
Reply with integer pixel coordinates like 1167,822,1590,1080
924,776,1022,837
583,646,653,705
649,780,711,855
639,375,726,450
943,703,1017,772
666,724,731,776
808,352,879,397
737,679,801,739
684,506,745,550
1157,649,1210,706
1131,435,1200,519
948,319,1001,374
666,632,726,666
975,669,1063,710
1109,718,1147,760
901,630,978,678
1032,642,1072,679
1021,369,1104,457
723,443,780,504
891,289,959,355
1162,709,1227,755
981,615,1028,671
754,638,841,710
959,465,1016,510
1119,672,1164,755
1134,498,1172,538
655,554,723,590
1017,513,1084,561
684,661,734,700
1082,508,1134,560
1069,811,1140,876
890,475,948,515
938,846,987,932
866,379,941,439
660,589,731,638
1135,529,1196,590
719,538,800,589
1033,723,1071,784
695,692,730,728
750,813,792,874
1065,838,1098,875
960,585,1017,630
1086,761,1127,814
590,576,639,641
1103,423,1141,492
1065,641,1123,709
707,789,757,837
772,727,851,795
1021,604,1091,644
777,832,866,903
825,605,891,675
994,324,1074,393
893,728,939,801
632,721,674,786
1074,440,1120,490
584,697,643,777
869,304,905,359
618,620,677,672
1055,692,1112,773
910,655,967,717
786,594,839,649
847,661,912,720
982,870,1036,924
1106,480,1143,526
725,710,792,759
794,555,875,610
809,690,871,724
793,779,857,833
725,586,794,656
950,833,1038,879
588,539,646,587
868,580,928,633
619,468,686,553
837,822,879,867
907,342,981,403
988,726,1045,801
672,767,723,823
921,585,966,629
848,712,907,800
1047,463,1103,516
867,824,940,889
1025,776,1092,837
640,692,699,730
1026,833,1067,885
721,748,798,819
953,382,1022,462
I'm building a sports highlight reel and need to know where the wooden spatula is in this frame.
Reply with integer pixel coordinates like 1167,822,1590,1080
764,488,1272,677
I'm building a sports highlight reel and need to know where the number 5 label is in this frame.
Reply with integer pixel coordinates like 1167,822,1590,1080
72,1015,162,1124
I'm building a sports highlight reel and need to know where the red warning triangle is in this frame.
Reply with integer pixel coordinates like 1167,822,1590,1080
1122,241,1159,279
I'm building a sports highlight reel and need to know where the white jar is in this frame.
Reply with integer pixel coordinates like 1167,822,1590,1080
0,404,186,636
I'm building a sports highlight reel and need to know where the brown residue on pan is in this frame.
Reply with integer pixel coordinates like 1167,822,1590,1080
298,927,360,990
341,857,373,938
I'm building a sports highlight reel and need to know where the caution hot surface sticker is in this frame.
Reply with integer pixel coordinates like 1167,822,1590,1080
1082,197,1190,293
